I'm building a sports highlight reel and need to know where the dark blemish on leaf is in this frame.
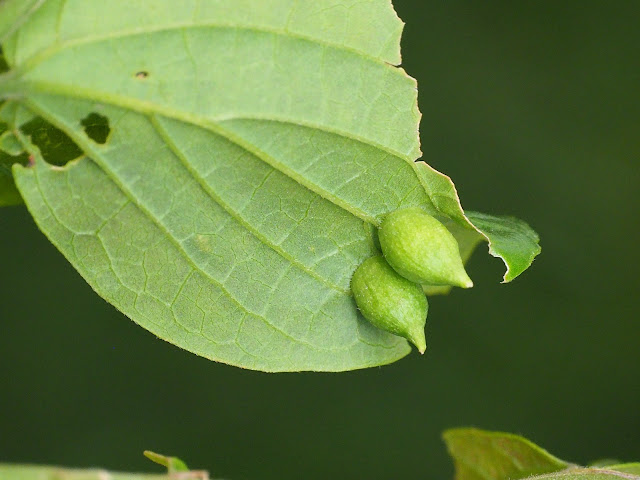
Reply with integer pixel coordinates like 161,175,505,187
27,155,35,167
135,71,149,79
80,112,111,144
21,117,82,166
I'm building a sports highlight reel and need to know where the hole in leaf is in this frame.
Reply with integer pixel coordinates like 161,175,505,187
0,47,8,74
135,71,149,79
1,146,30,205
20,117,83,166
0,147,29,167
0,120,29,167
80,112,111,144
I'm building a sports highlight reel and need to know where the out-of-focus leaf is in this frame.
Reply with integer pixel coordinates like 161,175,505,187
443,428,569,480
0,463,210,480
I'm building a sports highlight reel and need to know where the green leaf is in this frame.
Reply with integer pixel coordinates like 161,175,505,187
466,211,541,282
443,428,569,480
0,463,210,480
0,0,541,371
411,161,541,282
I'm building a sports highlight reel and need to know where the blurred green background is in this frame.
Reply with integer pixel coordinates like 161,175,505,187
1,1,639,479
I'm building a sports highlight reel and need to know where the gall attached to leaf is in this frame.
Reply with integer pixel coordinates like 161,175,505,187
351,256,428,353
378,207,473,289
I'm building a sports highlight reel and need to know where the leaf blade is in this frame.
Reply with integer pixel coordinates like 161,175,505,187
3,0,541,370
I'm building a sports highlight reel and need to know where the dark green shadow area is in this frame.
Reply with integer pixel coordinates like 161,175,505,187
0,46,8,74
80,112,111,145
20,116,83,166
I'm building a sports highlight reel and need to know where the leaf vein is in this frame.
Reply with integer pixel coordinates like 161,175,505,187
150,114,350,296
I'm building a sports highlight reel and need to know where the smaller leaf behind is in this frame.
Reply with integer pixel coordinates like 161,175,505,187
466,212,541,282
443,428,569,480
413,162,541,283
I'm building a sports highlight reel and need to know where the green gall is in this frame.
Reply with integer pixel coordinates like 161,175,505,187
378,207,473,288
351,256,428,353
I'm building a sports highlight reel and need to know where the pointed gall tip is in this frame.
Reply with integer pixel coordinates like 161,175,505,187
408,328,427,354
453,269,474,289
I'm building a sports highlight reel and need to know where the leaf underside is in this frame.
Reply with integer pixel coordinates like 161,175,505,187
0,0,541,371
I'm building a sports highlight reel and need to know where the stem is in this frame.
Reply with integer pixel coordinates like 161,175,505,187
0,464,211,480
